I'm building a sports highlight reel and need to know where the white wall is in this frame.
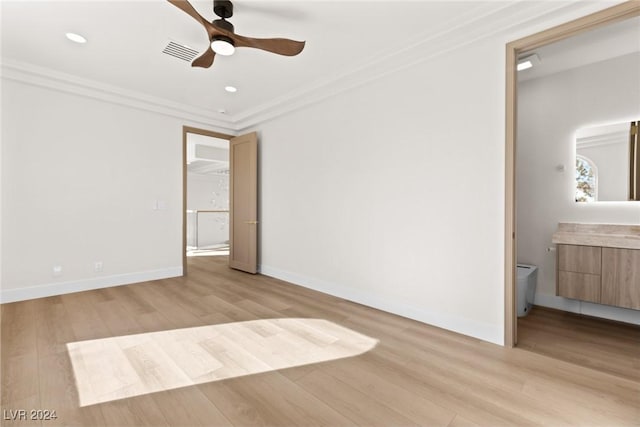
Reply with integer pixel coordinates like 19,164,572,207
0,0,624,345
0,79,226,302
257,36,507,344
0,79,3,292
517,53,640,324
187,173,229,247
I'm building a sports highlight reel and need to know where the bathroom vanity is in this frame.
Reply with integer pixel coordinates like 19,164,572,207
552,223,640,310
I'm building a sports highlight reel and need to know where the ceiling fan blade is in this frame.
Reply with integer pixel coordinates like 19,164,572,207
233,34,305,56
192,47,216,68
167,0,216,37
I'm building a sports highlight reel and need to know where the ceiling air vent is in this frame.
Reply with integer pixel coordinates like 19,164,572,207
162,41,199,62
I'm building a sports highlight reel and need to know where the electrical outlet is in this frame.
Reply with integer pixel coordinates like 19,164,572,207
94,261,103,273
52,265,63,277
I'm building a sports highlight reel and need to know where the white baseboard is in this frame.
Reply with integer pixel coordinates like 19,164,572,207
0,267,183,304
260,264,503,346
534,292,640,325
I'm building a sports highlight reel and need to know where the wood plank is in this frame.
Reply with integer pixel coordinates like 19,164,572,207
296,369,419,426
97,395,170,427
92,299,147,337
602,247,640,309
311,358,456,426
558,244,602,274
150,386,231,427
365,345,569,426
0,397,42,427
1,300,38,359
103,284,157,316
521,374,639,426
558,271,601,303
127,282,205,329
203,370,358,426
60,291,112,341
38,352,106,427
1,301,42,427
1,354,41,427
33,297,78,356
518,306,640,383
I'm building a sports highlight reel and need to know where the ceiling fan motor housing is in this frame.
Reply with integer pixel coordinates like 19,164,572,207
213,0,233,19
213,18,234,33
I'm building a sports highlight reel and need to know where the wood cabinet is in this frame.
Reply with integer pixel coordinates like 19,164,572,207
558,271,601,303
558,244,601,274
557,244,639,310
557,245,602,304
601,248,640,309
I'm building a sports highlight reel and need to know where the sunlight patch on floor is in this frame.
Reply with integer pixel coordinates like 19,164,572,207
66,318,378,407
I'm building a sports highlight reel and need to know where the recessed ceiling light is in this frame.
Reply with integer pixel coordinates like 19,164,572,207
225,86,237,93
66,32,87,44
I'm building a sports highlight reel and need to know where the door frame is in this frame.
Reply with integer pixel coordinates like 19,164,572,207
503,1,640,347
182,126,234,275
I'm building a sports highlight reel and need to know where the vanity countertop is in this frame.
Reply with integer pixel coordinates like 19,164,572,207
552,223,640,250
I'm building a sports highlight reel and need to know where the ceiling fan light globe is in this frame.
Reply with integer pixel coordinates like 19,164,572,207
211,38,235,56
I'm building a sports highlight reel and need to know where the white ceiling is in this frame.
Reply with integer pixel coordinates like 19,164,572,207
1,1,634,131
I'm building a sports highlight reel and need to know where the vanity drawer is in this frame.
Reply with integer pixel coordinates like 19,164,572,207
558,271,601,303
558,244,601,275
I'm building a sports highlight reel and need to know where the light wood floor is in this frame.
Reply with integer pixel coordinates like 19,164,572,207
67,318,378,407
517,305,640,383
2,256,639,426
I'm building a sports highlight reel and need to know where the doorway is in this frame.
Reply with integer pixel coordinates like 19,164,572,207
182,126,233,274
504,2,640,346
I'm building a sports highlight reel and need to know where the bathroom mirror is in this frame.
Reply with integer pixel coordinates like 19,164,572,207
575,120,639,202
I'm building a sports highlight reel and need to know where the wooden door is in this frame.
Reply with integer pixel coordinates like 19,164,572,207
229,132,258,273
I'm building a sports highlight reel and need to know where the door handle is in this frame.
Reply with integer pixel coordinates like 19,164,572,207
245,220,259,225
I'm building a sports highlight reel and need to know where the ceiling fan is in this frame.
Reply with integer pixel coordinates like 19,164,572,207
167,0,305,69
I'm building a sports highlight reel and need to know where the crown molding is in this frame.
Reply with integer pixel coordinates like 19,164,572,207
0,59,238,134
233,0,617,131
1,1,620,134
232,1,514,128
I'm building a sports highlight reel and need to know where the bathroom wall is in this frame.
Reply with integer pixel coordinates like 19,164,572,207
517,52,640,324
